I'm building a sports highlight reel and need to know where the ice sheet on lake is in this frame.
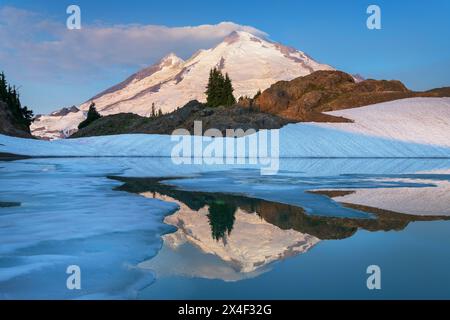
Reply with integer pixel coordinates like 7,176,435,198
0,159,177,299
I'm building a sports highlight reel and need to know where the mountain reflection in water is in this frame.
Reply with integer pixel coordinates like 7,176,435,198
111,177,450,281
112,176,450,242
110,176,450,278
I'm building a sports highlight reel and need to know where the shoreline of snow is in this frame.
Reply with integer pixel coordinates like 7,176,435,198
2,98,450,159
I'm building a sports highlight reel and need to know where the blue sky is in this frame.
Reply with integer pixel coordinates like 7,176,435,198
1,0,450,114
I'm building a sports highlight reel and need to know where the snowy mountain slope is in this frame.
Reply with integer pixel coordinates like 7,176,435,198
5,98,450,159
31,107,85,140
31,31,334,139
80,31,334,116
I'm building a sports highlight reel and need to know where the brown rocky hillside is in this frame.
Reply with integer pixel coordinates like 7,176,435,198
71,100,292,138
241,70,450,122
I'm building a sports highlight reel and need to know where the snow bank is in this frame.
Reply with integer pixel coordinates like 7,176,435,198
323,97,450,147
2,98,450,158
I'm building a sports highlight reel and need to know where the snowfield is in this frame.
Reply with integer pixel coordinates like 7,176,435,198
322,97,450,148
2,98,450,159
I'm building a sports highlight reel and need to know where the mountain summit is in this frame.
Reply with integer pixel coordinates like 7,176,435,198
31,31,334,139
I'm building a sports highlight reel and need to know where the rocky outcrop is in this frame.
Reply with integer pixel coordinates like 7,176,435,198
244,70,450,122
71,100,292,138
0,101,33,138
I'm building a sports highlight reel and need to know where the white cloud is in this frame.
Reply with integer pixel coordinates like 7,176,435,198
0,6,267,82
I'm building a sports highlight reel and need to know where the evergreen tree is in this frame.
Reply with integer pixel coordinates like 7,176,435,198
151,102,156,117
205,68,219,107
224,73,236,106
78,102,102,129
0,71,34,130
205,68,235,108
0,72,7,101
21,106,34,125
158,108,163,117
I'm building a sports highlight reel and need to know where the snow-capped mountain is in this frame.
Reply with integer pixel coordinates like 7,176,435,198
31,30,334,139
